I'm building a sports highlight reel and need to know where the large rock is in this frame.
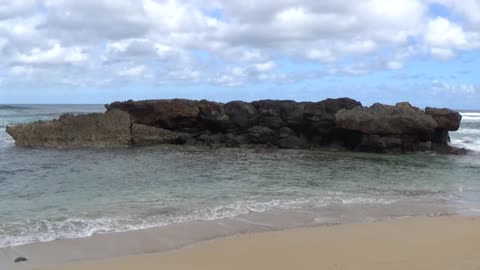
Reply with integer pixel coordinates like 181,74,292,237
6,110,131,147
425,107,462,131
335,103,438,135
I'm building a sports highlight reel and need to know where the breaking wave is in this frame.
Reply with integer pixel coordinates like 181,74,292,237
0,105,32,110
451,139,480,152
0,196,397,247
461,112,480,122
452,112,480,152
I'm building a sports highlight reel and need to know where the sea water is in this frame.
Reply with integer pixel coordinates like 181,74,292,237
0,105,479,248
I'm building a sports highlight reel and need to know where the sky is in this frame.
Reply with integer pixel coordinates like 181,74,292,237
0,0,479,109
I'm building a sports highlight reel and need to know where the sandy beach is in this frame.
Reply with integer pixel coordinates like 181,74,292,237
33,216,480,270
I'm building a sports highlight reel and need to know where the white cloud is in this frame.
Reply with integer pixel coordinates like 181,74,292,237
425,17,467,47
253,61,276,72
424,16,480,59
430,0,480,26
386,46,416,70
42,0,150,42
14,43,89,65
167,68,201,81
338,40,378,55
117,65,147,77
432,80,479,95
9,65,34,76
0,0,36,19
306,49,336,63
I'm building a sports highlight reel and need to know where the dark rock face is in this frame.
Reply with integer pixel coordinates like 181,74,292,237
278,135,307,149
131,124,180,146
224,101,257,129
106,99,223,133
5,98,465,154
303,98,362,142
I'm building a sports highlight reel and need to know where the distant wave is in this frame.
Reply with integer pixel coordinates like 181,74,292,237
462,116,480,121
0,105,32,110
460,112,480,117
1,112,61,118
456,128,480,135
460,112,480,122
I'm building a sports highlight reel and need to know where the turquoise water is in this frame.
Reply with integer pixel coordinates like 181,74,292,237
0,105,479,247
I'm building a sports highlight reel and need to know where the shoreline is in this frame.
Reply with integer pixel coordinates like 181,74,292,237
1,212,475,270
32,215,480,270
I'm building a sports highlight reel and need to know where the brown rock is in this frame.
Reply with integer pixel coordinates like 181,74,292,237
425,107,462,131
6,109,131,147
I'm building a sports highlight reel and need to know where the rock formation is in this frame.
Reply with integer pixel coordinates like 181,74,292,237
6,98,465,154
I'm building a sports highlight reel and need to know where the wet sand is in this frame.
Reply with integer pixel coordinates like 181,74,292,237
35,216,480,270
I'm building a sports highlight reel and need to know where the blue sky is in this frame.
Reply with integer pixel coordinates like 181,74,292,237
0,0,479,109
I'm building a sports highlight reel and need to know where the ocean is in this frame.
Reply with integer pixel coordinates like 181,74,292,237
0,105,479,248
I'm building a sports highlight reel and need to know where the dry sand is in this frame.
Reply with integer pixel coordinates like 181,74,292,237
37,216,480,270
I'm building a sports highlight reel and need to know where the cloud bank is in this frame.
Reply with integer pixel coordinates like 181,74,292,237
0,0,479,105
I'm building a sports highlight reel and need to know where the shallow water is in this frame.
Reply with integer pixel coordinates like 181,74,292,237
0,105,479,248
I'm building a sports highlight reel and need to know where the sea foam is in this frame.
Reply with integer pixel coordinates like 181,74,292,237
0,196,398,248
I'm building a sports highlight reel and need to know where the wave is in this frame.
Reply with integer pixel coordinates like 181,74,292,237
451,139,480,152
455,128,480,135
0,130,14,145
0,105,32,110
462,116,480,122
0,196,397,248
461,112,480,117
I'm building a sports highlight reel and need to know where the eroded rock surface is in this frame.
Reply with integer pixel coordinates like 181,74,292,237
335,103,438,135
131,124,180,146
425,107,462,131
6,109,131,147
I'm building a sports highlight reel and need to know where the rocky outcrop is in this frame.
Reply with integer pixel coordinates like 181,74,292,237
5,98,465,154
6,109,131,147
